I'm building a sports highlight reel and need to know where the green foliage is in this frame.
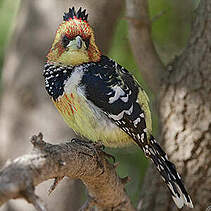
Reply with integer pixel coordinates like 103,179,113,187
149,0,193,62
0,0,20,81
108,20,139,79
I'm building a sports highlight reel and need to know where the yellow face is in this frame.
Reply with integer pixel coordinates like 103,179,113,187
47,19,101,66
54,35,90,65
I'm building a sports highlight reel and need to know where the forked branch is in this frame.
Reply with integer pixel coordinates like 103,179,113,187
0,133,135,211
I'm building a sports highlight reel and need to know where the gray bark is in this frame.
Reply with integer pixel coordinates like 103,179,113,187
127,0,211,210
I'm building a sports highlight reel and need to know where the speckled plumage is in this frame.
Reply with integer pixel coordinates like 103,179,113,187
44,55,151,147
43,7,193,209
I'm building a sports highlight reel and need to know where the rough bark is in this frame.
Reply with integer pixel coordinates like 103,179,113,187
0,0,123,210
158,1,211,209
0,134,135,211
126,0,210,210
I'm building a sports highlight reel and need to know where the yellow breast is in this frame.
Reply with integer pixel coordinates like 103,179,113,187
53,91,133,148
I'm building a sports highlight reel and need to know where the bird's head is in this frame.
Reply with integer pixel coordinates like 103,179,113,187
47,7,101,66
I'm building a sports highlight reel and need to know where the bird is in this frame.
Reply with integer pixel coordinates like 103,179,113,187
43,7,193,209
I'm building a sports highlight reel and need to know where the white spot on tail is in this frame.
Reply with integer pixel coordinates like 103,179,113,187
168,180,193,208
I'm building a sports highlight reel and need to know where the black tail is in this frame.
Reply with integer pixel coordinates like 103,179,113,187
144,136,193,208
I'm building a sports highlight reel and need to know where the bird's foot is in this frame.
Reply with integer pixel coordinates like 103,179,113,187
100,150,115,163
71,139,115,173
48,176,64,195
91,141,105,150
79,194,97,211
71,139,105,170
91,141,115,163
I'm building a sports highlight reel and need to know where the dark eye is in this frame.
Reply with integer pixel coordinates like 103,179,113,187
76,36,82,49
85,39,89,49
62,35,70,48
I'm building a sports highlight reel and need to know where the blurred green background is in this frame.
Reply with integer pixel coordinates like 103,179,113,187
0,0,20,81
0,0,198,206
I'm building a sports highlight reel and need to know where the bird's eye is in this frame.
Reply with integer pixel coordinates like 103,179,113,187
75,36,82,49
62,35,89,51
85,39,90,49
62,35,70,48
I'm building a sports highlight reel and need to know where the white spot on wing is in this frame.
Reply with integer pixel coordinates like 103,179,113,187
109,85,125,104
140,113,145,118
133,117,141,127
125,104,133,115
141,133,145,143
121,95,129,102
108,104,133,121
94,73,102,79
108,110,124,121
108,85,132,104
143,128,147,133
106,91,113,96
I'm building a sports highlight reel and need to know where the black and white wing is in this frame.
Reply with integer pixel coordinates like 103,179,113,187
81,55,149,147
80,55,193,209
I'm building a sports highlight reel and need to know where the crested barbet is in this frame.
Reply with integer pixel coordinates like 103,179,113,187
43,7,193,209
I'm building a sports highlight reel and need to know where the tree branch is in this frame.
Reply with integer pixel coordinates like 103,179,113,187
125,0,165,93
0,133,135,211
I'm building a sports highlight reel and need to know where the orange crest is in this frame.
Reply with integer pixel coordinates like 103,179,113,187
47,7,101,64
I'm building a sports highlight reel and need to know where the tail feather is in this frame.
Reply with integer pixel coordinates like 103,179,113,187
145,136,193,208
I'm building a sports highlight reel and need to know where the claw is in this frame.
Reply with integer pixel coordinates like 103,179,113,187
120,176,131,185
91,141,115,163
72,139,116,174
48,176,64,195
101,151,116,163
113,162,120,168
93,141,105,150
